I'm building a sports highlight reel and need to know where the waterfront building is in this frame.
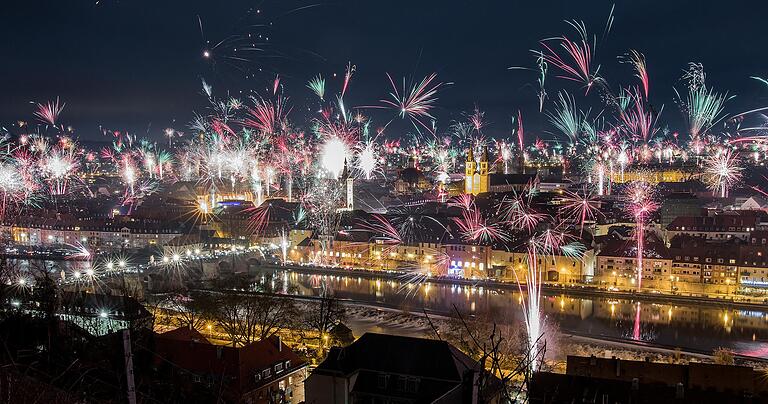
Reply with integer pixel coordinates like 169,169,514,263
595,237,672,288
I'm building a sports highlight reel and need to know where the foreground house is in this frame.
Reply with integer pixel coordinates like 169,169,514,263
305,332,501,403
530,355,768,403
154,327,308,403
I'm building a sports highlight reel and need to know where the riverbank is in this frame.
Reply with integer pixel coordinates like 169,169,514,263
339,301,768,368
263,263,768,311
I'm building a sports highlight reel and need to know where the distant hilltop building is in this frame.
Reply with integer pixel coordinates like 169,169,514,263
611,165,696,184
394,157,431,196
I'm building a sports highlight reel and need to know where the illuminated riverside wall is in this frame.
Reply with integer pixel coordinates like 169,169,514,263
288,238,589,282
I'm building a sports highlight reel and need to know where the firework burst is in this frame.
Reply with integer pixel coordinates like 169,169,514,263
704,148,743,198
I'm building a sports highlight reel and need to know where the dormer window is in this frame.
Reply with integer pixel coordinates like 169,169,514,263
377,374,389,389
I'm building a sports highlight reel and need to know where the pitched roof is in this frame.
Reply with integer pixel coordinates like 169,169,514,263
489,173,537,186
158,326,211,344
312,333,492,402
599,235,670,259
154,329,307,399
314,332,478,380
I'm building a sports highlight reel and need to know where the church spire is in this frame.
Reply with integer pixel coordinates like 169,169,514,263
466,148,474,162
341,158,349,180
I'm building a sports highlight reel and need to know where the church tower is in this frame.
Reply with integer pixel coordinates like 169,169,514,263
464,147,490,195
478,146,490,194
340,158,353,211
464,148,476,194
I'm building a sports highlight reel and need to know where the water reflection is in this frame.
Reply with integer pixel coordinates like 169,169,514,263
273,269,768,358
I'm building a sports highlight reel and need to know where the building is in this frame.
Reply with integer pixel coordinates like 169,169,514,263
530,355,768,403
465,147,490,195
464,147,537,195
665,211,768,242
658,193,703,228
490,245,593,283
0,217,184,249
290,211,586,282
305,333,501,404
154,327,308,404
394,157,432,196
334,158,354,211
668,236,739,291
23,292,153,337
610,165,695,184
595,237,672,288
737,231,768,288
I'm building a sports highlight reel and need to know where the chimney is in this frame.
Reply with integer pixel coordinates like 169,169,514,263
277,335,282,352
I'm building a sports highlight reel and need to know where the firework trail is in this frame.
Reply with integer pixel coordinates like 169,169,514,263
619,50,649,100
677,85,730,139
624,181,658,289
341,62,356,99
307,75,325,100
34,97,65,127
548,92,584,144
500,191,545,233
355,138,381,180
40,146,80,196
360,214,403,245
379,72,443,134
536,52,548,112
539,20,600,93
243,96,291,135
452,205,510,244
620,87,659,144
515,109,525,150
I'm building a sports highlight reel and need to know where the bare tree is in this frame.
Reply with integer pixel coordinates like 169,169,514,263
215,292,247,346
166,291,216,330
302,295,346,351
250,293,298,341
425,306,545,403
213,291,298,346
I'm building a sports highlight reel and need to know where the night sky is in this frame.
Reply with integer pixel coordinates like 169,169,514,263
2,0,768,141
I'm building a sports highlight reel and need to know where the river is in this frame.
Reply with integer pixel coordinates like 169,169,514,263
265,267,768,360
